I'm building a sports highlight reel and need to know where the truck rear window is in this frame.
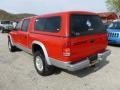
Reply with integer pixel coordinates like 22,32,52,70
70,14,106,37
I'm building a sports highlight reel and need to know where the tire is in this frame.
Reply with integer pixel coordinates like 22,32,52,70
8,38,16,52
34,51,55,76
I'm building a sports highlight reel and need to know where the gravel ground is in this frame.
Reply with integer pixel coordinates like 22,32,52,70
0,33,120,90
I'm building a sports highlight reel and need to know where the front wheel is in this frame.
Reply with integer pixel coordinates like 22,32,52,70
34,51,55,76
8,38,16,52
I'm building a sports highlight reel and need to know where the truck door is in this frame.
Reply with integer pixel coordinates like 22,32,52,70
18,19,30,48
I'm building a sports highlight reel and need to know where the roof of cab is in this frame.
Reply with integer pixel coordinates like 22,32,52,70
23,11,97,20
36,11,97,18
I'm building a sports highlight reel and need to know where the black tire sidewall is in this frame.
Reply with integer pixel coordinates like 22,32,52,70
8,38,15,52
34,51,54,76
34,51,46,75
8,39,12,51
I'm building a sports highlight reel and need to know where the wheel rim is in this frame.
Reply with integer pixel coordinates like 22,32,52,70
8,41,11,50
35,56,43,71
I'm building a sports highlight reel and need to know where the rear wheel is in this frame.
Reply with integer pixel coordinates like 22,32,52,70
34,51,55,76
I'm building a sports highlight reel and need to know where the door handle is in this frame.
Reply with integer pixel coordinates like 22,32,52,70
24,35,27,38
90,40,95,43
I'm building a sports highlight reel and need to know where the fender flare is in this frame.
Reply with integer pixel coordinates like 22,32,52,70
32,41,51,65
8,34,14,46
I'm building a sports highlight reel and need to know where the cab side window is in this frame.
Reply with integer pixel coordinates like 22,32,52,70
21,19,30,32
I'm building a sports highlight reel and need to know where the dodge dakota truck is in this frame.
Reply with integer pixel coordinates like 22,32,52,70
8,11,111,76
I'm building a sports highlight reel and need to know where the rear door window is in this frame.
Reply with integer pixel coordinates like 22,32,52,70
70,14,106,37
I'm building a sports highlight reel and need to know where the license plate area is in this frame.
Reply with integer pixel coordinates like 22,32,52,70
89,55,98,65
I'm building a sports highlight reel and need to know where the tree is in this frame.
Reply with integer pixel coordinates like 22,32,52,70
106,0,120,14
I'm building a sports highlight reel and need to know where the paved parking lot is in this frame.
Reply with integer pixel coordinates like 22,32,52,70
0,33,120,90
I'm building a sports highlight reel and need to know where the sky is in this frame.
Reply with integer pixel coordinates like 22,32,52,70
0,0,108,15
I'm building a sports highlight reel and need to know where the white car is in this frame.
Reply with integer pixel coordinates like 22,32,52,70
0,20,14,33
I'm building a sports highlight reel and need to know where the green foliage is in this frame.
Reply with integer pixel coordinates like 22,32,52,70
106,0,120,14
0,9,36,21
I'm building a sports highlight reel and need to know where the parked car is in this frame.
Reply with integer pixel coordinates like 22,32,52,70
8,11,111,76
0,20,14,33
104,22,111,30
107,19,120,45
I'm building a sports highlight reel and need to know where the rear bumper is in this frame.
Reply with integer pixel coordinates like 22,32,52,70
50,49,111,71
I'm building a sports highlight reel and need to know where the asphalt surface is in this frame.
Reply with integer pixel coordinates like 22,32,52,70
0,33,120,90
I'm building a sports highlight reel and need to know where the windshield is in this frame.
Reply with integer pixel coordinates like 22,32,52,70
70,14,106,37
1,21,12,24
108,21,120,29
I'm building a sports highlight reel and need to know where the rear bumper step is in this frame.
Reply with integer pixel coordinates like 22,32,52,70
50,49,111,71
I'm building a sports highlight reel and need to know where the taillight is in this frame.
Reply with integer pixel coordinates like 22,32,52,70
63,42,71,57
63,48,71,56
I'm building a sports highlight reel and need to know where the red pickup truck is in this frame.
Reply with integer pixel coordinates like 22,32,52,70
8,11,111,76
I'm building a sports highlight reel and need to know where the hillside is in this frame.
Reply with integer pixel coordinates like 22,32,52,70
0,9,36,21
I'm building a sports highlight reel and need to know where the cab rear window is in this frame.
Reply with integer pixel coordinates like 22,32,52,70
70,14,106,37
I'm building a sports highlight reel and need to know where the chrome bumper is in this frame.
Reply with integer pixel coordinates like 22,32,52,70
97,49,111,61
50,49,111,71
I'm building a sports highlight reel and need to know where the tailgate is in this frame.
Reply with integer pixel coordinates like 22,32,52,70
70,34,107,62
